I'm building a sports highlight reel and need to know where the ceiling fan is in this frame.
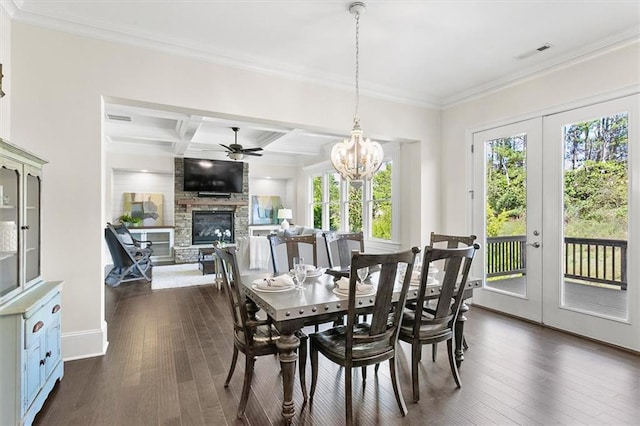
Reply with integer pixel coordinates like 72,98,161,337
220,127,263,160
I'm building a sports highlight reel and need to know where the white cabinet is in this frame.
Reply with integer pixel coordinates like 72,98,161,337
0,282,63,426
0,139,62,426
129,227,174,262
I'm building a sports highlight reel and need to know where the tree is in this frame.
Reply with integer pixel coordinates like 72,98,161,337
372,162,392,239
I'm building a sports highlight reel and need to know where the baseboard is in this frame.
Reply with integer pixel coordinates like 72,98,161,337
61,320,109,361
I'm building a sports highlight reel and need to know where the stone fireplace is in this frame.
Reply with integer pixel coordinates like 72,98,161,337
173,158,249,263
192,210,235,245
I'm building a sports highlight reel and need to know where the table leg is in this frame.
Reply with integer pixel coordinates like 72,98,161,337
276,332,299,425
454,302,469,367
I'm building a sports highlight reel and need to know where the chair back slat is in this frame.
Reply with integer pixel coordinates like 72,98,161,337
267,234,318,274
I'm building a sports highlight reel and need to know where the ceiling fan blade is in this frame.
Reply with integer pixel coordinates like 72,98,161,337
220,144,235,152
241,147,263,153
242,151,263,157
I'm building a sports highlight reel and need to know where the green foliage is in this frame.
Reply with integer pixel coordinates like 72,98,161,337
118,213,141,225
486,113,628,240
486,204,509,237
371,163,392,239
312,175,323,228
348,184,363,232
372,200,392,239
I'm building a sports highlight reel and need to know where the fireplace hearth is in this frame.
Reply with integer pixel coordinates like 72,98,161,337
192,211,234,245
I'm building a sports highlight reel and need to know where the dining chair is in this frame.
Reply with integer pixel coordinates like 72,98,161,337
398,244,479,402
427,232,477,360
309,247,420,425
322,231,364,270
267,233,318,274
214,246,309,417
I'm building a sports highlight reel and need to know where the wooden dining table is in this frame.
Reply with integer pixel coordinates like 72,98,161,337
240,269,481,424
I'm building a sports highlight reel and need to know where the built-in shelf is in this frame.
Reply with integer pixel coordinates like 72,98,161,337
0,252,17,261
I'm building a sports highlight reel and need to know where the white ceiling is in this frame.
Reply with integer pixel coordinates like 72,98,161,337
4,0,639,165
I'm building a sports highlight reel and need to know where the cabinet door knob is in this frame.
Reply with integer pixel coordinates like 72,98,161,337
32,321,44,333
52,304,61,314
39,359,45,366
21,225,29,230
46,351,52,358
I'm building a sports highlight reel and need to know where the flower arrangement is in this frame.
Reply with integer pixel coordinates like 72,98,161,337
214,228,232,245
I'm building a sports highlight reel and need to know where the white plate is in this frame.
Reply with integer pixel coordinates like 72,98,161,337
305,267,326,278
332,285,375,297
252,284,294,293
409,278,439,287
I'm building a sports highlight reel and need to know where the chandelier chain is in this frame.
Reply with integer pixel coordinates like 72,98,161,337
354,10,360,125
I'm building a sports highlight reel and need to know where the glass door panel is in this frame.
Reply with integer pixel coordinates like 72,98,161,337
484,133,527,297
0,165,20,299
561,113,628,320
25,172,41,284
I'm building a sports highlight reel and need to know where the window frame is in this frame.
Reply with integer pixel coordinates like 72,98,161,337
305,144,399,243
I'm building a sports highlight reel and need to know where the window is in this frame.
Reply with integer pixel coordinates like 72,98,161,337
370,161,392,239
309,160,394,241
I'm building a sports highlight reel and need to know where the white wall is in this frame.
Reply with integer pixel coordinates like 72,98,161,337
441,42,640,234
9,22,437,359
248,177,291,222
0,7,10,140
111,171,174,225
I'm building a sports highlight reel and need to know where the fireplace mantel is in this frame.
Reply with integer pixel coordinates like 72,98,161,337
176,198,248,212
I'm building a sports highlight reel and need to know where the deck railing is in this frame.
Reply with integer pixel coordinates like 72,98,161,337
486,236,628,290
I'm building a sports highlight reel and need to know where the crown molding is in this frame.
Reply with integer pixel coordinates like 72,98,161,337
3,2,439,109
4,2,638,112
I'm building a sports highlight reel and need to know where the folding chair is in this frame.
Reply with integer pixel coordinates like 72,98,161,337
109,222,154,259
104,224,152,286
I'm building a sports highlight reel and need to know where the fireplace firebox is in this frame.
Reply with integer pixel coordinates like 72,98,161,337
192,211,234,245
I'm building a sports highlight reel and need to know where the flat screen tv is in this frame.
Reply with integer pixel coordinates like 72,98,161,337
183,158,244,194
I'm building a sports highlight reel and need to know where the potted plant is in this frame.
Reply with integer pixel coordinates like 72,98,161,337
118,213,141,227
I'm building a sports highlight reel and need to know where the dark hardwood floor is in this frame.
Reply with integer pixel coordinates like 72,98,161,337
35,280,639,425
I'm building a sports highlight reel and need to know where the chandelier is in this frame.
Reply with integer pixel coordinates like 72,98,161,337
330,2,383,188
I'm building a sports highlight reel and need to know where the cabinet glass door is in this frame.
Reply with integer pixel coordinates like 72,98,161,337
0,163,20,299
25,171,41,284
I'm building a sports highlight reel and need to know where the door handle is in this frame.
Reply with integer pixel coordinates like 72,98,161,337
527,242,541,248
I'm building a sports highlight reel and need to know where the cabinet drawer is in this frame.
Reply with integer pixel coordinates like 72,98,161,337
24,292,61,349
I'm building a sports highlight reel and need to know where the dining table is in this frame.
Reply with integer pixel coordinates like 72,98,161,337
240,268,481,424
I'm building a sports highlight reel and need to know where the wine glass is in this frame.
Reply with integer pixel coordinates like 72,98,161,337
293,257,306,290
356,266,369,283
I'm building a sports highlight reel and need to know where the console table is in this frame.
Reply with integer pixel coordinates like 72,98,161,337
198,247,217,275
198,248,223,289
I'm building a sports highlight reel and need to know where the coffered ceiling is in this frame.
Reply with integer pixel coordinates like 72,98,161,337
4,1,639,165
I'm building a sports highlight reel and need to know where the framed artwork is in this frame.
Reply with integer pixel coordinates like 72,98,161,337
251,195,283,225
123,192,164,226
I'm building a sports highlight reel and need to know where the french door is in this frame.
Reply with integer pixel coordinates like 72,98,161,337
471,118,543,322
472,95,639,351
